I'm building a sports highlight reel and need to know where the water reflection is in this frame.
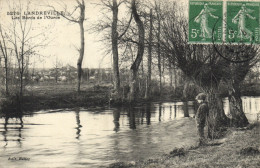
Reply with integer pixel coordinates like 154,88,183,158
174,104,177,118
0,97,258,168
75,108,82,139
113,109,120,132
128,107,136,129
17,117,24,147
182,101,189,117
1,116,24,148
2,118,8,147
159,104,162,122
146,105,151,125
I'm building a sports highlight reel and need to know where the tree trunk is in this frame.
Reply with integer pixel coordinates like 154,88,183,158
130,69,138,101
227,62,250,127
77,21,84,92
174,66,177,95
228,82,249,127
206,91,230,139
129,0,145,101
20,72,23,97
157,14,162,96
4,58,9,95
77,1,85,93
183,82,189,117
145,9,153,99
112,0,120,94
169,62,173,87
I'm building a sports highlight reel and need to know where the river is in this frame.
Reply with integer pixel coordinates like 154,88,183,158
0,97,259,168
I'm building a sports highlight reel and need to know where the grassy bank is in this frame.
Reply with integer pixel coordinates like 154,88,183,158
109,123,260,168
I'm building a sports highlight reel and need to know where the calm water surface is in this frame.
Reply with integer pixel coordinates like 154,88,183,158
0,97,259,168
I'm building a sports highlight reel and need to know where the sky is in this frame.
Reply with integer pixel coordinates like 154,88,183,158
1,0,254,69
0,0,112,69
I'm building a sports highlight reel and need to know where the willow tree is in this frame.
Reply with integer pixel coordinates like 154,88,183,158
160,1,258,133
222,47,259,127
159,2,230,137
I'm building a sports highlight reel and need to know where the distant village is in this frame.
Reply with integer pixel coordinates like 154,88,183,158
29,64,113,84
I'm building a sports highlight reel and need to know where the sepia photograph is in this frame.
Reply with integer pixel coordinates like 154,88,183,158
0,0,260,167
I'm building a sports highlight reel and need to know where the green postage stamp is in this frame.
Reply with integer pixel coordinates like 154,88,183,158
189,0,260,44
226,1,259,44
189,0,223,43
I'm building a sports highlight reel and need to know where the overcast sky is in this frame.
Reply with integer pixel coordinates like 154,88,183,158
1,0,251,69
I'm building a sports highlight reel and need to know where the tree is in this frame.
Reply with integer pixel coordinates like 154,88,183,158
48,0,86,92
129,0,145,100
154,1,162,96
0,25,10,95
92,0,132,96
111,0,121,94
223,49,259,127
160,1,258,133
145,8,153,99
159,2,230,137
51,56,62,83
5,0,49,97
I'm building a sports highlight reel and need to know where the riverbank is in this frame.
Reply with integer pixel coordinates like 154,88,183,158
1,83,260,115
0,84,168,115
109,123,260,168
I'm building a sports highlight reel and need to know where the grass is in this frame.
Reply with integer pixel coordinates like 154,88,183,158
109,123,260,168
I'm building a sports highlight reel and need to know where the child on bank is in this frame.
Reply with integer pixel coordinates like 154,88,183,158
195,93,209,144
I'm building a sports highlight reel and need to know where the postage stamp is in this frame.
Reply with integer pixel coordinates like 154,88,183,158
226,1,260,44
189,0,223,44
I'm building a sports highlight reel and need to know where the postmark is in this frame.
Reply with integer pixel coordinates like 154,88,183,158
189,0,223,44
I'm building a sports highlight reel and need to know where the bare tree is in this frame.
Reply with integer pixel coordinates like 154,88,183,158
0,25,10,95
129,0,145,100
48,0,86,92
154,1,162,96
52,56,62,83
5,0,49,97
145,8,153,99
92,0,132,97
111,0,121,94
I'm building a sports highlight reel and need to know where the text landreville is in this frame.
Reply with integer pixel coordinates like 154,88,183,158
23,11,65,16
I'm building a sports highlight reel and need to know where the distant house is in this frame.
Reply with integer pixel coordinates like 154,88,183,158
58,76,67,82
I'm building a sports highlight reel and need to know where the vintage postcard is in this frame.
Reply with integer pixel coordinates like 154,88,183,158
0,0,259,168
